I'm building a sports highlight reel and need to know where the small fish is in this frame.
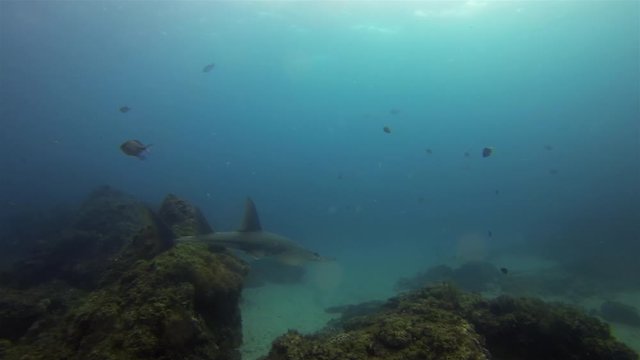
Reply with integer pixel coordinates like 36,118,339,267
544,145,553,151
425,148,433,155
495,189,500,195
202,63,215,72
488,230,493,237
119,106,131,113
464,151,470,158
120,140,152,160
383,126,391,134
389,108,401,115
500,267,508,275
482,147,494,158
549,169,558,175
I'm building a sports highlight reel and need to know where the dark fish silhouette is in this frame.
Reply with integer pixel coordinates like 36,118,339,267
119,106,131,113
549,169,558,175
425,148,433,155
500,267,508,275
120,140,152,160
383,126,391,134
544,145,553,151
464,151,470,158
495,189,500,195
389,108,401,115
202,63,215,72
488,230,493,237
482,147,493,158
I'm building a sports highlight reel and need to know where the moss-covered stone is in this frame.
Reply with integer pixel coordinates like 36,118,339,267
4,241,247,360
0,281,84,341
263,286,489,360
158,194,212,237
5,186,173,289
466,294,638,359
262,285,638,360
1,188,248,360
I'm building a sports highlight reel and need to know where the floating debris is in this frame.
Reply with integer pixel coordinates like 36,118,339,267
482,147,494,158
120,140,152,160
119,106,131,113
500,267,508,275
202,63,215,72
383,126,391,134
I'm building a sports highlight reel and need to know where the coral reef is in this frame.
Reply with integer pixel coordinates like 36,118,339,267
262,285,638,360
0,187,248,360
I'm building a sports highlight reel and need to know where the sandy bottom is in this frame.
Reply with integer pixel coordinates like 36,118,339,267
239,244,436,360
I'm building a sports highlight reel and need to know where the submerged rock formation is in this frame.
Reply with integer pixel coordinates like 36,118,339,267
4,186,173,289
396,261,502,293
262,285,638,360
158,193,213,237
0,188,248,360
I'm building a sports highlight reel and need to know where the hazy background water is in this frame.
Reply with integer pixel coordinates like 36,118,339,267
1,1,639,291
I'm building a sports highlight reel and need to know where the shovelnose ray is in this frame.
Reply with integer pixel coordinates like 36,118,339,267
177,198,332,266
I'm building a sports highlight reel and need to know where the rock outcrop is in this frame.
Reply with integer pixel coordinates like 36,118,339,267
0,188,248,360
262,285,638,360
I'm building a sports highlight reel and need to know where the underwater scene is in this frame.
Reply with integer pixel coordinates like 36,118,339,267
0,1,639,359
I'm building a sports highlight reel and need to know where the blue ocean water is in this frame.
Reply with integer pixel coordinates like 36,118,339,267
1,1,639,355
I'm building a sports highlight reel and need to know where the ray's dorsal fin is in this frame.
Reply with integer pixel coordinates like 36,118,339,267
238,197,262,232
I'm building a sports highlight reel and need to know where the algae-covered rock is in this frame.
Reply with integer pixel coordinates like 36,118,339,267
262,285,638,360
0,281,84,351
466,295,638,359
263,286,490,360
158,194,213,237
1,187,249,360
4,241,248,360
6,186,173,289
